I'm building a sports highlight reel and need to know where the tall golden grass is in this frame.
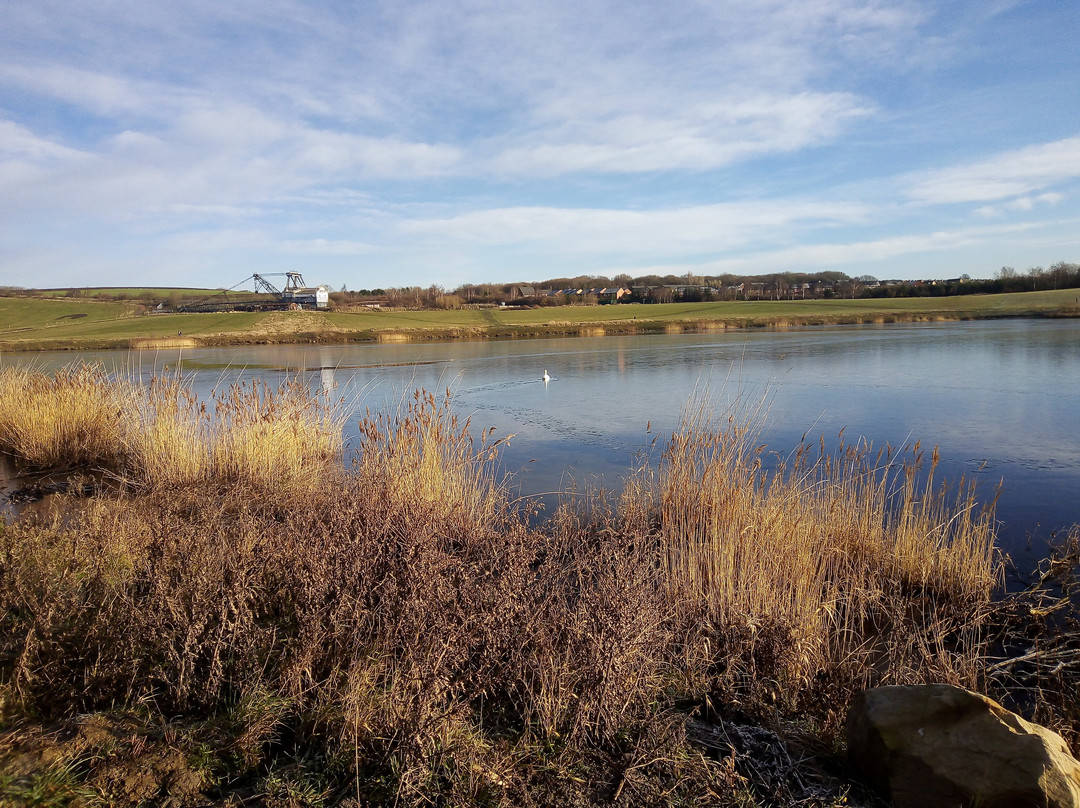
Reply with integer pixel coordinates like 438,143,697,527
354,388,512,530
210,378,343,492
0,366,345,494
121,375,212,486
0,365,126,467
628,395,999,707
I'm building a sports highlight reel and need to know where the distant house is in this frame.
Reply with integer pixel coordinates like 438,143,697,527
512,286,536,299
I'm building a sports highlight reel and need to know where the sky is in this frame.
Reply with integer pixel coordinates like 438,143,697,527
1,0,1079,292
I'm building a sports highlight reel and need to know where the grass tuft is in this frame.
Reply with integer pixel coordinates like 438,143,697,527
0,365,125,468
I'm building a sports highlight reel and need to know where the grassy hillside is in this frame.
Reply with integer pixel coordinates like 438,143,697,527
31,286,221,299
1,289,1078,352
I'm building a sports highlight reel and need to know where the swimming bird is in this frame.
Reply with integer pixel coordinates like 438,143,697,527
542,369,550,382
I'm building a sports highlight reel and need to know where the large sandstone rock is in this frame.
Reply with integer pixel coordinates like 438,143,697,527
847,684,1080,808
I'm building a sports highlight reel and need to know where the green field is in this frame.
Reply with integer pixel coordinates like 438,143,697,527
1,289,1078,352
31,286,221,299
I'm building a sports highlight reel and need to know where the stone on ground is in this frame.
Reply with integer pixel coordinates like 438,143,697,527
847,683,1080,808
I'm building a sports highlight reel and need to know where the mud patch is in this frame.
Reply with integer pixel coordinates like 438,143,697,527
0,713,208,808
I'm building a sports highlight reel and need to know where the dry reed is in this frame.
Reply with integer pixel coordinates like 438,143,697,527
0,365,345,494
0,365,126,467
211,378,343,492
630,394,999,709
353,388,512,530
121,375,212,486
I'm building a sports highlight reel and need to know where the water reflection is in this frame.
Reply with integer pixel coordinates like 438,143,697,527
3,319,1078,554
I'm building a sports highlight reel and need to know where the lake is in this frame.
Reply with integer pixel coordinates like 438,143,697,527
3,318,1078,560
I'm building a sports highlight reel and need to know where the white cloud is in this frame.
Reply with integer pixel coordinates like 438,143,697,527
1,0,1078,288
399,200,870,254
486,92,872,175
0,119,88,162
906,137,1080,205
0,63,155,118
975,192,1065,218
279,238,381,256
646,219,1076,276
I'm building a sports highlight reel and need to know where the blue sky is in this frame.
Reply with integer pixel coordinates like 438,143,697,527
2,0,1078,291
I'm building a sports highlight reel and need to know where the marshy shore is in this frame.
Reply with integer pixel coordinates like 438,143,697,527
0,366,1077,806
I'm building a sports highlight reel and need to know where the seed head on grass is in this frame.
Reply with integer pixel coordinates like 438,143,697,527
634,393,999,709
0,364,127,468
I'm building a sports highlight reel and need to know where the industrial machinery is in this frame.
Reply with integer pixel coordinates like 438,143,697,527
179,273,329,312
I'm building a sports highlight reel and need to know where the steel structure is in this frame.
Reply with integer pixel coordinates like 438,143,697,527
178,273,314,312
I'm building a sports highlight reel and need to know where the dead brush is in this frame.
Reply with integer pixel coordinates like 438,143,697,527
0,381,1014,805
0,365,127,468
0,489,279,714
496,492,672,746
985,525,1080,745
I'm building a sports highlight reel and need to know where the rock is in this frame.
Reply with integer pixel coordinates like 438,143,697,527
847,684,1080,808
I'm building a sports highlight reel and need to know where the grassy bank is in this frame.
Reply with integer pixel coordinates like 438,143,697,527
2,289,1079,352
4,366,1072,806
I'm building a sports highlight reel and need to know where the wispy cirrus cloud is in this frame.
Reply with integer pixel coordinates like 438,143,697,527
617,218,1080,278
905,136,1080,205
485,92,872,176
399,199,871,255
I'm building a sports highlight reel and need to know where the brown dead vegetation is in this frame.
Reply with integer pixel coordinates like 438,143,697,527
0,365,1072,806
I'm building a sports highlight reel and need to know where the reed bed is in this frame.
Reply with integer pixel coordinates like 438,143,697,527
124,375,346,493
0,365,127,468
353,388,512,530
0,369,1017,806
0,366,345,494
633,396,999,710
211,378,343,493
120,375,212,486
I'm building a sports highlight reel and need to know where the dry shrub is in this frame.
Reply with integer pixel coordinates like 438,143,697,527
498,499,670,745
0,491,276,713
0,382,1014,805
986,525,1080,746
0,365,126,467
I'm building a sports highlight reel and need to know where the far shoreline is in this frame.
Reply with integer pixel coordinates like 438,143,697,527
2,288,1078,353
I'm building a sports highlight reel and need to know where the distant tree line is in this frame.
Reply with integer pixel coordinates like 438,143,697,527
864,262,1080,298
5,262,1078,310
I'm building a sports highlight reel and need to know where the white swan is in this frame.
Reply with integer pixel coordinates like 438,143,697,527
542,369,550,382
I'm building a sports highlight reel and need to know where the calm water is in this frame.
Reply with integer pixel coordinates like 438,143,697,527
3,319,1078,558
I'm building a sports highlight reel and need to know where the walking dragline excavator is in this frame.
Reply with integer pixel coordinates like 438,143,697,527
178,272,329,312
